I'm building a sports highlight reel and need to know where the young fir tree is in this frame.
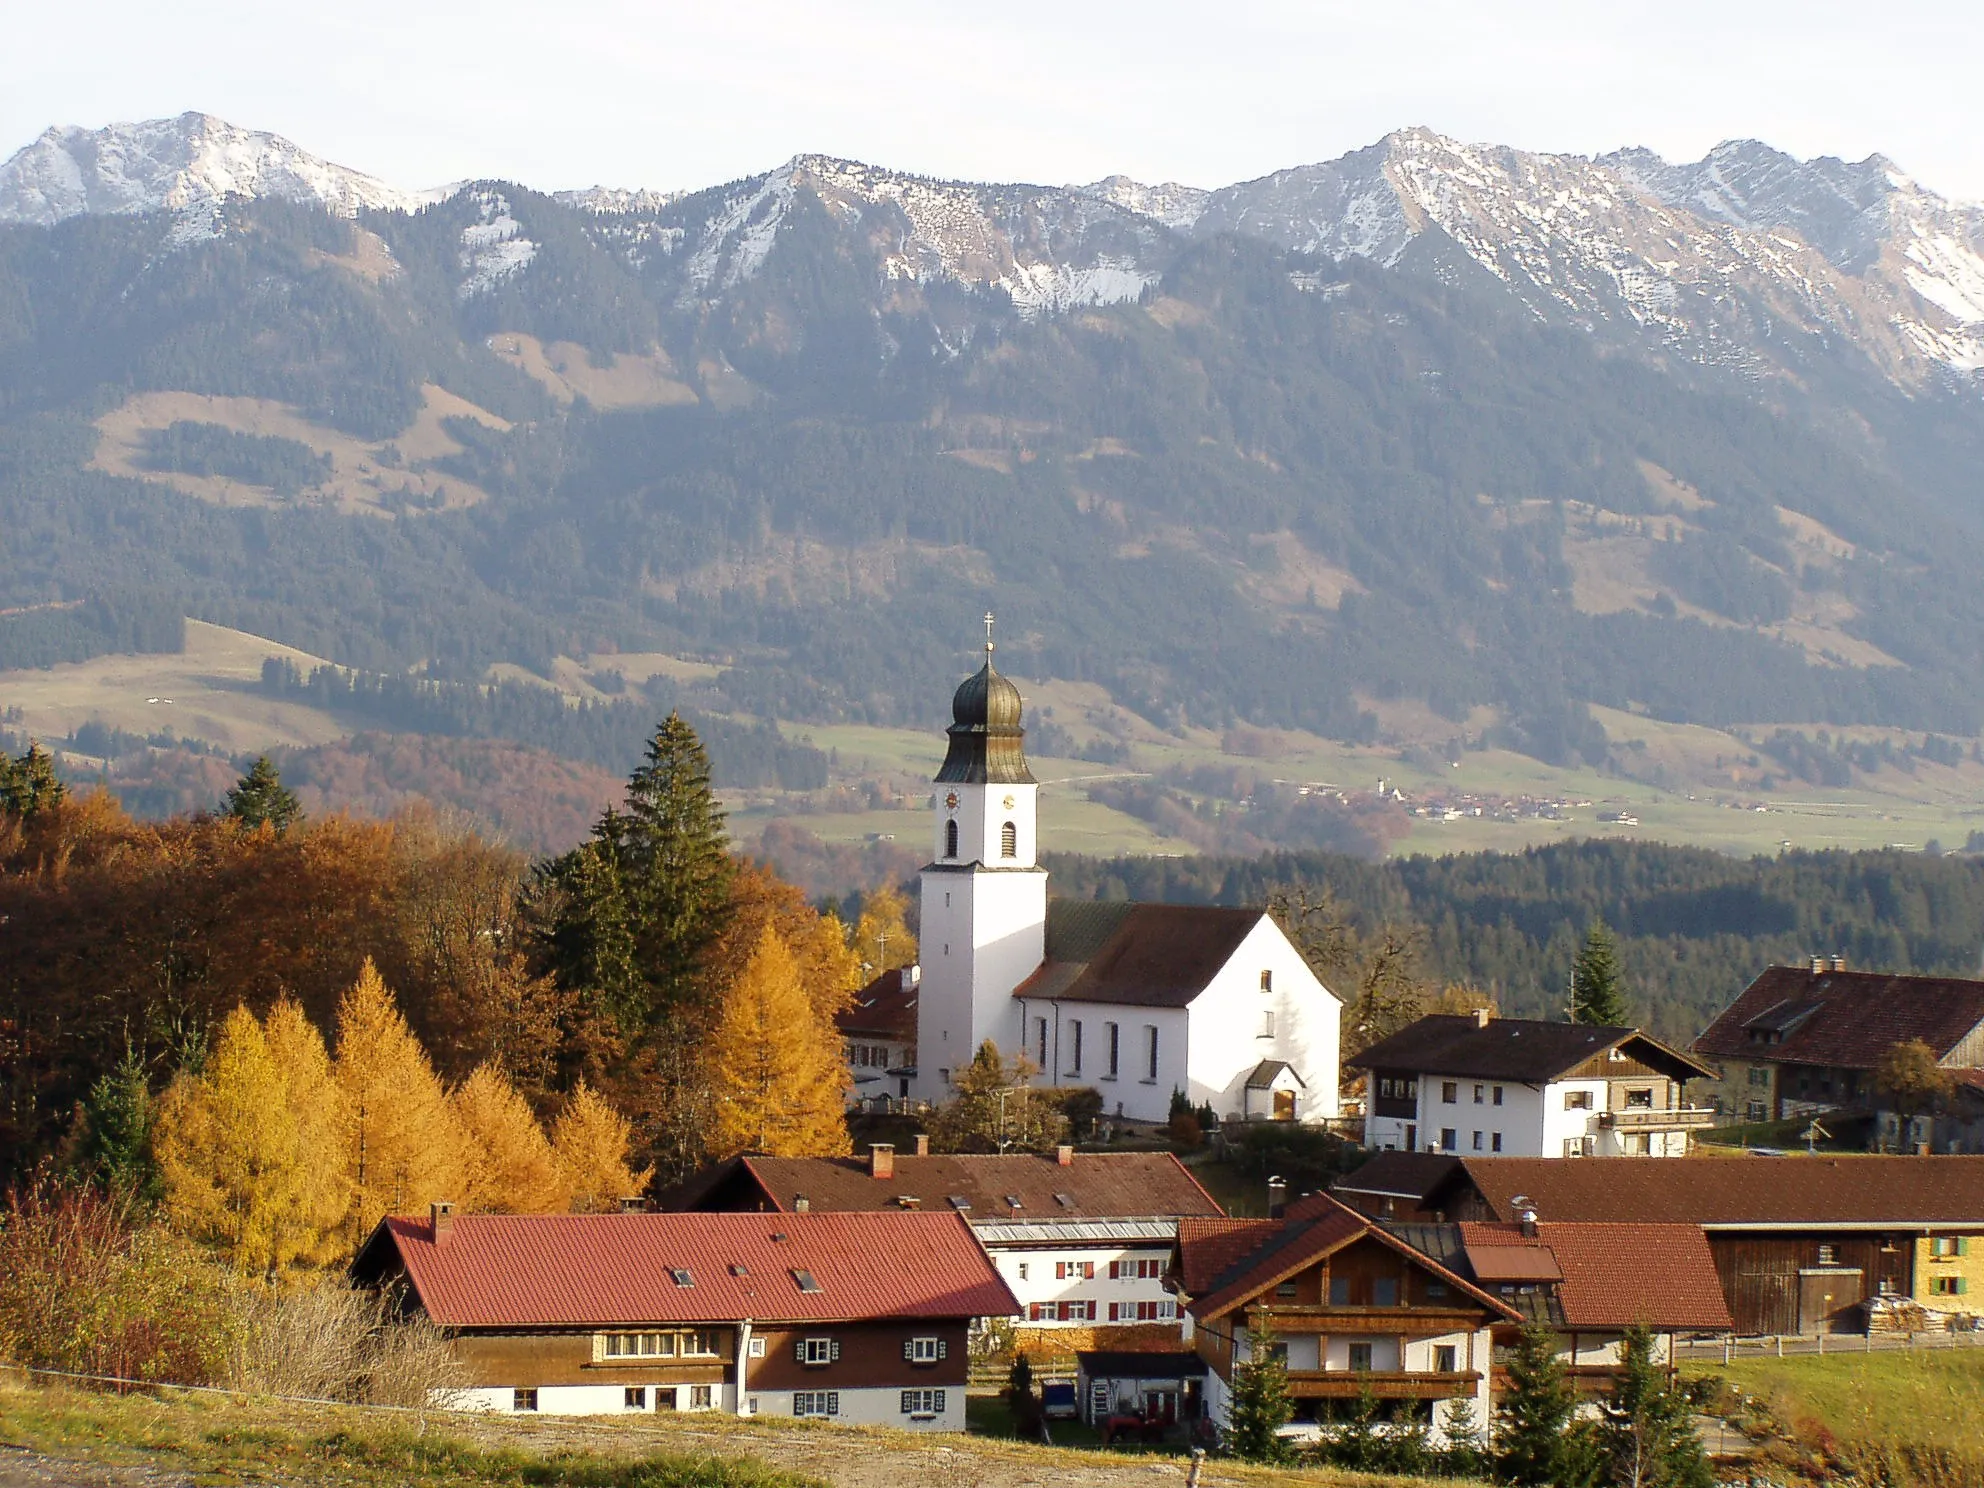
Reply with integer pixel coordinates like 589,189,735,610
707,927,851,1159
0,743,65,817
223,755,302,833
1599,1322,1714,1488
1494,1319,1598,1487
75,1045,159,1200
551,1079,654,1211
1571,920,1630,1026
1438,1394,1489,1480
1225,1314,1295,1464
453,1064,568,1214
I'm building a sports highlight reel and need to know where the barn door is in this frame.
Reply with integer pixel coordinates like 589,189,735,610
1798,1269,1865,1334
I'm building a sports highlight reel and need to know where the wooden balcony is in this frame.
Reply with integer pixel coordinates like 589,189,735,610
1286,1369,1481,1400
1598,1107,1717,1131
1240,1305,1490,1336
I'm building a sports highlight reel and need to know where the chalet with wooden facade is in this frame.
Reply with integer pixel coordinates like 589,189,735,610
353,1205,1015,1429
1692,963,1984,1127
1352,1011,1717,1158
668,1143,1224,1349
1387,1155,1984,1336
1175,1194,1518,1445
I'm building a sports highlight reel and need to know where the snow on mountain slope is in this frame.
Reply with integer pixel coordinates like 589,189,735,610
0,113,432,230
1076,175,1211,231
670,155,1171,316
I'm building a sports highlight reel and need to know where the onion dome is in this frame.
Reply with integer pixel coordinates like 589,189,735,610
936,623,1034,785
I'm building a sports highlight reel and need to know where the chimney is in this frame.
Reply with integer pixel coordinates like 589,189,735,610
1811,956,1826,974
914,1134,930,1157
1471,1006,1492,1029
1055,1144,1074,1167
794,1195,810,1213
1267,1176,1287,1220
430,1200,455,1244
1831,955,1848,972
1520,1208,1538,1239
870,1143,895,1180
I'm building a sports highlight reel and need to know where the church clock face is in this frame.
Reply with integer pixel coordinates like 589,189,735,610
945,792,959,809
1002,794,1016,809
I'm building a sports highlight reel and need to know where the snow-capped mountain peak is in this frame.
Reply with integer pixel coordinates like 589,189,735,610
0,111,432,228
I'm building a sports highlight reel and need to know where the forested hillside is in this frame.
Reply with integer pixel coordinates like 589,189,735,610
4,173,1984,766
1046,841,1984,1043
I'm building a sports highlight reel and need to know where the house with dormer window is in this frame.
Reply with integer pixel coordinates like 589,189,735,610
353,1206,1014,1428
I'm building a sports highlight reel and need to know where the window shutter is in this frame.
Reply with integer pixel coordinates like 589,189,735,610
830,1338,841,1362
795,1340,806,1363
1960,1237,1972,1257
1958,1277,1970,1296
938,1339,948,1360
933,1390,946,1412
903,1339,914,1361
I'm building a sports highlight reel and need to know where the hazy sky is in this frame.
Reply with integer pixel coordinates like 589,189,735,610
8,0,1984,200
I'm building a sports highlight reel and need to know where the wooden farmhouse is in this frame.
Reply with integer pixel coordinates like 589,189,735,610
353,1206,1015,1428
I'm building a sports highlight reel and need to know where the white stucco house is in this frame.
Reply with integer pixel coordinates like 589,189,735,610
910,627,1342,1125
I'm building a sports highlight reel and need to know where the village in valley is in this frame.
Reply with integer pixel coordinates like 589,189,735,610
12,636,1984,1488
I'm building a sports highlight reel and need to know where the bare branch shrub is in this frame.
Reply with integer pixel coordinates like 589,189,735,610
224,1280,467,1406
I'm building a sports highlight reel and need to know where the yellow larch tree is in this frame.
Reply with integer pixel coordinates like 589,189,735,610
454,1064,569,1213
333,958,463,1233
154,1004,307,1274
551,1079,653,1212
852,885,917,975
262,997,352,1264
708,926,851,1159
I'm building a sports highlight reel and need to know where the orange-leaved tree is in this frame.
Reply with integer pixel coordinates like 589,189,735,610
455,1064,569,1213
708,926,851,1159
551,1079,653,1212
333,959,463,1236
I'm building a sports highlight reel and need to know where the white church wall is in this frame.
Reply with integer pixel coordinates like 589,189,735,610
931,782,1038,868
1186,919,1341,1124
1026,1002,1190,1124
916,867,1044,1098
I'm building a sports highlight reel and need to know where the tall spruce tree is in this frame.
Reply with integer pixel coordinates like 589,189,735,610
0,743,64,818
1571,920,1630,1026
223,755,302,833
1598,1323,1713,1488
1495,1319,1598,1486
1225,1314,1295,1464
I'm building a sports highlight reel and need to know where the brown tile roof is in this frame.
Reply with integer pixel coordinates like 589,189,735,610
1179,1193,1520,1325
361,1210,1016,1329
1177,1218,1278,1294
1350,1015,1715,1083
1692,966,1984,1071
1013,901,1276,1008
727,1151,1226,1221
837,968,917,1041
1335,1152,1468,1206
1458,1155,1984,1228
1459,1221,1732,1331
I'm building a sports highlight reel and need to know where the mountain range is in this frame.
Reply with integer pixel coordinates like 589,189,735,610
5,112,1984,775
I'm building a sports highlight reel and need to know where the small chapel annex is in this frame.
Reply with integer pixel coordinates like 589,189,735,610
910,624,1343,1126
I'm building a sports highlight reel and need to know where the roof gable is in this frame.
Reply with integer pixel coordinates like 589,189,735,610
1350,1015,1714,1083
1693,966,1984,1070
363,1210,1016,1328
1014,902,1283,1009
837,968,917,1040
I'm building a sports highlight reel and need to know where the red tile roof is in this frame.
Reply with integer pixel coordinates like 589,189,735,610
1458,1155,1984,1228
1177,1218,1278,1294
1459,1222,1732,1331
363,1210,1017,1329
713,1151,1225,1221
1692,966,1984,1071
1179,1193,1519,1325
838,969,917,1041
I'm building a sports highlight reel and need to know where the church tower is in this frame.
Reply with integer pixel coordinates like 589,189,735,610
913,618,1047,1102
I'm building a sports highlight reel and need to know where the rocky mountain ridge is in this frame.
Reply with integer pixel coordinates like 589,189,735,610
5,114,1982,389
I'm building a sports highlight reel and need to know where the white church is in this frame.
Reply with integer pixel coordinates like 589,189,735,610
911,626,1343,1126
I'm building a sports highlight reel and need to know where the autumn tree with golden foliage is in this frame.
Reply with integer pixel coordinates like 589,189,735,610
154,1005,335,1274
708,927,852,1159
333,960,462,1235
851,884,917,975
260,999,351,1265
552,1080,653,1212
454,1065,569,1213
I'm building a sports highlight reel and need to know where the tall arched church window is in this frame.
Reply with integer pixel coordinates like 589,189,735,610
945,820,959,859
1000,821,1017,858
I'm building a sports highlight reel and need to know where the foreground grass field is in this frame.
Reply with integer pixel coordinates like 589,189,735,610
0,1376,1485,1488
1684,1350,1984,1486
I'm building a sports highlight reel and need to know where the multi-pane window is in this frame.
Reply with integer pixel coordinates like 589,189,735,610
905,1336,944,1364
1932,1276,1969,1296
1564,1090,1593,1110
624,1387,648,1410
1440,1128,1457,1152
901,1389,946,1417
605,1330,719,1359
1109,1300,1177,1321
1441,1082,1458,1103
1056,1259,1096,1280
1625,1087,1654,1108
688,1385,714,1410
1109,1257,1163,1280
793,1391,839,1417
1026,1300,1096,1322
1745,1101,1768,1122
797,1336,839,1366
513,1388,538,1412
1348,1343,1374,1372
1748,1067,1772,1088
1932,1237,1972,1258
1473,1084,1484,1104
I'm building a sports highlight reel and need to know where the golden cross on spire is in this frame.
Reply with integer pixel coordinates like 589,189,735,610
984,611,996,656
